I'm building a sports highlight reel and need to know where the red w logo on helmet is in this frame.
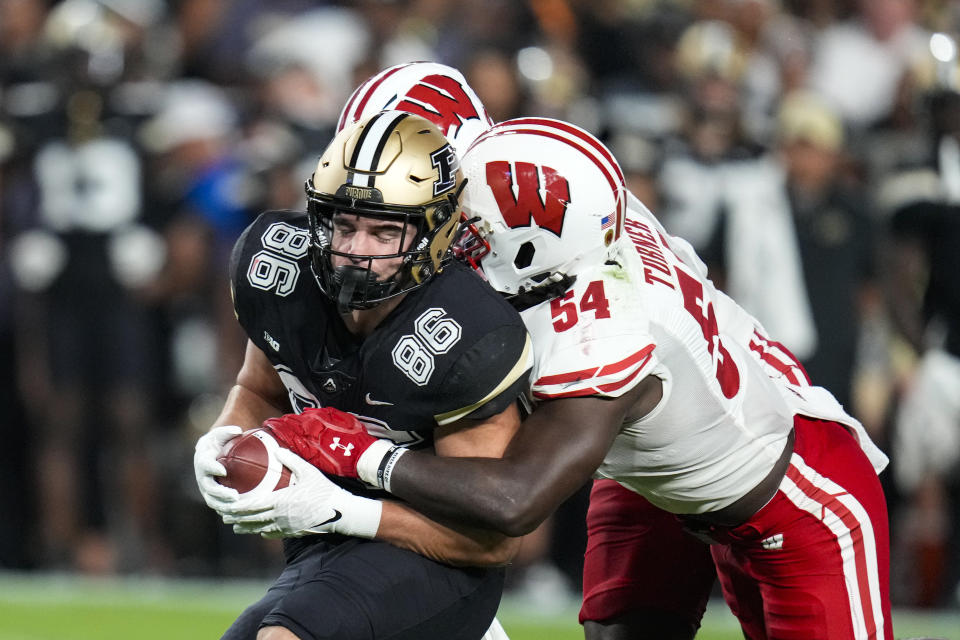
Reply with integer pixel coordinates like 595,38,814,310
485,161,569,237
395,74,481,137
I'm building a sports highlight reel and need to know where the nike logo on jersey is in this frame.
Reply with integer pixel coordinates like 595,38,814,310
318,510,342,527
365,393,394,406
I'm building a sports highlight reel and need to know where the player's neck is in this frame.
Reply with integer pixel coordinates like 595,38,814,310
340,293,407,337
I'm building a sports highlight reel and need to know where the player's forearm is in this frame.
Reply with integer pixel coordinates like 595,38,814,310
375,501,520,567
211,339,290,431
387,453,566,537
386,394,638,536
212,383,286,431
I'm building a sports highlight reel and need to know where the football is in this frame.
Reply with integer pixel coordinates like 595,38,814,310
216,428,292,494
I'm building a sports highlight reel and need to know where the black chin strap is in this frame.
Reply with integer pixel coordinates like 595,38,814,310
336,266,367,314
506,273,577,311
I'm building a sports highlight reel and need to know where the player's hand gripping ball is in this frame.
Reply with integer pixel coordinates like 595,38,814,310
216,428,293,494
263,407,380,479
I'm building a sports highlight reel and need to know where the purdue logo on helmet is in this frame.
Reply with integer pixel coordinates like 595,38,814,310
305,110,465,311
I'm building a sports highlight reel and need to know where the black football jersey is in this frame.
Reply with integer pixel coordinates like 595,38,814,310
230,210,533,453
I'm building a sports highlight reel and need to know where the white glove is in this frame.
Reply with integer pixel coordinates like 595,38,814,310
219,448,382,539
194,425,242,509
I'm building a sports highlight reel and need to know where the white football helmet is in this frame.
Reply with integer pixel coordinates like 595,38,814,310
337,62,494,158
459,117,627,303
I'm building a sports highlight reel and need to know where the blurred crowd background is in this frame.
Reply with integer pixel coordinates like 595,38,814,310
1,0,959,614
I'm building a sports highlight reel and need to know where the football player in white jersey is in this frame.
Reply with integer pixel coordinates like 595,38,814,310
260,117,894,640
336,62,722,638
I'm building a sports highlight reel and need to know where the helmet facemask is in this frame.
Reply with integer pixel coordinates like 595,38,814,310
306,111,467,313
453,218,576,310
305,178,462,313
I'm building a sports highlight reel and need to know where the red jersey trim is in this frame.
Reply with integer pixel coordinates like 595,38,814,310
535,344,654,386
533,346,654,399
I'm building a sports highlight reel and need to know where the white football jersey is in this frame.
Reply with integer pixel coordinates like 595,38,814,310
521,194,887,515
624,194,888,474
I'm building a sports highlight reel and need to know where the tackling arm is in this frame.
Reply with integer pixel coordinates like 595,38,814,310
374,401,525,565
224,401,527,566
211,343,524,566
388,377,658,536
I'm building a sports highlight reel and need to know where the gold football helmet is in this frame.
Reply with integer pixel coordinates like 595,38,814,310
305,110,464,311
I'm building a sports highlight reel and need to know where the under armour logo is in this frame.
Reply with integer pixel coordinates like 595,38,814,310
329,437,354,456
761,533,783,550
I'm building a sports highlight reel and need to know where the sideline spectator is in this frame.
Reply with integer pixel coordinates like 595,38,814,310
883,33,960,606
775,90,880,413
5,0,168,572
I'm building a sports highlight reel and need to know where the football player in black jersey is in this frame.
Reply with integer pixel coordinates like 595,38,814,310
251,116,894,640
193,111,532,640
